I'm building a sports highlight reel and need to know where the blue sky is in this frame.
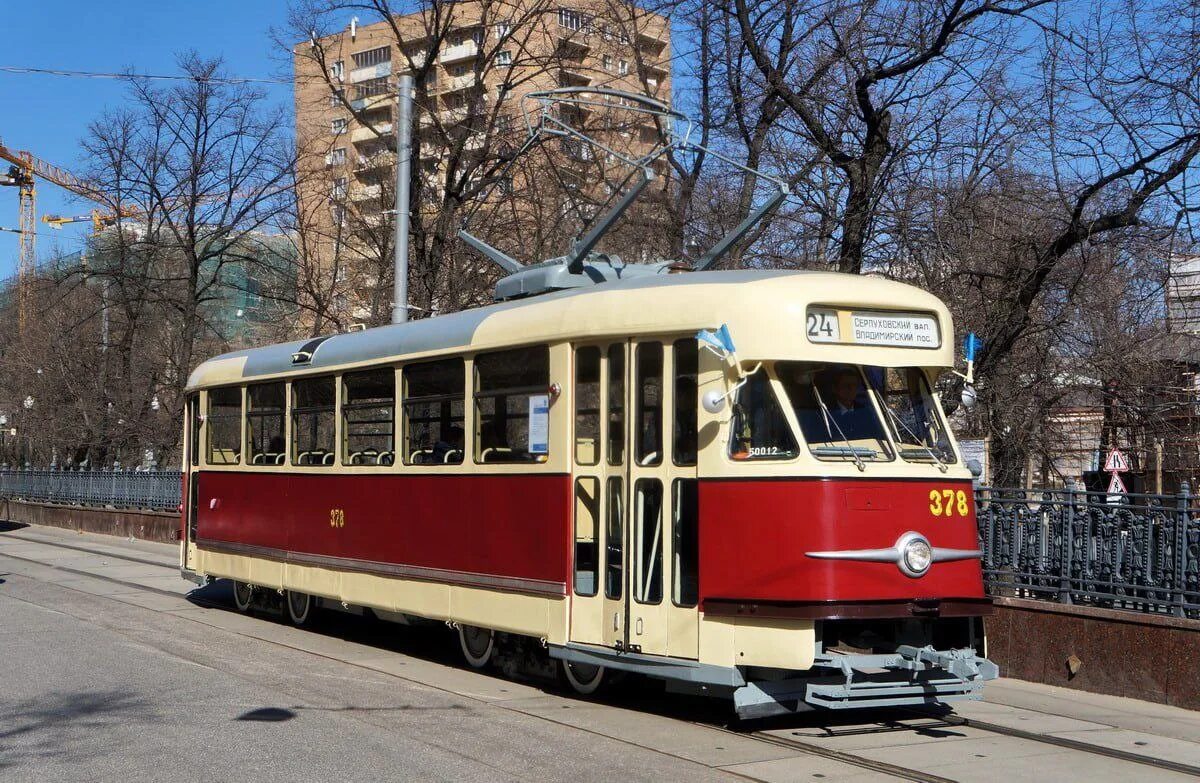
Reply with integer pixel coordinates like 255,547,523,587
0,1,297,279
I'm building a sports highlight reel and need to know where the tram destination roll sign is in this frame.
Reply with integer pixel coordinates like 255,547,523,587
807,307,940,348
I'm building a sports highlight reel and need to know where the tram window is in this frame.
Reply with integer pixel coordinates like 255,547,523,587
728,368,798,460
342,369,395,465
672,339,698,467
206,387,242,465
403,358,465,465
604,476,623,600
574,347,601,465
636,342,663,466
776,362,893,462
474,346,550,463
292,376,336,466
864,367,956,464
672,478,699,607
247,382,286,466
607,344,625,466
633,479,663,604
188,394,201,467
574,477,600,596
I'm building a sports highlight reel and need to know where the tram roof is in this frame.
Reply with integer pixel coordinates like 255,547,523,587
187,270,956,389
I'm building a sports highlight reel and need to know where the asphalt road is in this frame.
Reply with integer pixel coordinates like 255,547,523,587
2,524,1199,782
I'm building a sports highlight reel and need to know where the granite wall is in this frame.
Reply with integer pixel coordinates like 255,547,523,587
987,596,1200,710
0,499,179,544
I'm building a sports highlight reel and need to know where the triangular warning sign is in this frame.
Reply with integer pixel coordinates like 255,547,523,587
1104,449,1131,473
1107,473,1127,495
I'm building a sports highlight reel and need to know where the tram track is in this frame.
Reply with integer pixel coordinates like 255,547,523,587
3,532,1199,782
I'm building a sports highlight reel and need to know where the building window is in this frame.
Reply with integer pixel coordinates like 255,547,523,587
618,59,629,76
475,346,550,463
329,88,345,107
602,54,613,71
352,46,391,69
495,21,511,39
331,177,347,200
329,60,344,82
558,8,590,31
496,50,512,67
354,76,390,100
342,369,395,465
247,382,286,465
292,377,336,466
404,358,465,465
328,147,346,166
331,117,348,135
206,387,242,465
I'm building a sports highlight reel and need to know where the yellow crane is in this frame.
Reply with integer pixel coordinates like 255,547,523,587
0,137,99,332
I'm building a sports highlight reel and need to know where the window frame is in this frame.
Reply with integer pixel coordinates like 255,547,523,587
402,356,467,466
205,386,244,466
341,368,397,467
473,345,551,464
246,381,287,467
291,375,338,467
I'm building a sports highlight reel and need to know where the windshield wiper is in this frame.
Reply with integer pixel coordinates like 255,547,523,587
811,385,866,471
878,403,948,473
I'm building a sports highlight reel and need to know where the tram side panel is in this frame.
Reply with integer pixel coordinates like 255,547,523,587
191,471,574,637
697,477,985,603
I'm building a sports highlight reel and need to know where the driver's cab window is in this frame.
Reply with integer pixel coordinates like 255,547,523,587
729,368,798,460
777,362,893,462
865,367,956,463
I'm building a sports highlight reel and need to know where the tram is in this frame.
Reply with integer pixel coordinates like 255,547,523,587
179,88,995,717
179,263,996,717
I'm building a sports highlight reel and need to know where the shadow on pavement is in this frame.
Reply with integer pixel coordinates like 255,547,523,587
0,521,30,533
0,690,157,771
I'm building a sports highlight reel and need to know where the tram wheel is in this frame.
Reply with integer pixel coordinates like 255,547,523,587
285,591,312,626
560,660,606,695
233,581,254,612
458,625,495,669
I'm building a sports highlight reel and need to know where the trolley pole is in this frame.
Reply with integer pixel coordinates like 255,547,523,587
392,74,414,325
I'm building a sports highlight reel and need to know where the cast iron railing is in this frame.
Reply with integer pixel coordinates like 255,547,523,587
0,468,181,512
977,485,1200,620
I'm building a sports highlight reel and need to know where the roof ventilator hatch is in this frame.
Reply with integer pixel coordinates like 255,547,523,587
458,87,790,301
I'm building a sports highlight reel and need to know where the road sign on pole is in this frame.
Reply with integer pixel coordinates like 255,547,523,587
1104,448,1130,473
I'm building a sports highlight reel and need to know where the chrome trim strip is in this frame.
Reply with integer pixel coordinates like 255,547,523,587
805,547,982,563
197,538,567,596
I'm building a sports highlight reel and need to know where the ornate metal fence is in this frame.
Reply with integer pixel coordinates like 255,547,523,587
0,468,181,512
976,485,1200,619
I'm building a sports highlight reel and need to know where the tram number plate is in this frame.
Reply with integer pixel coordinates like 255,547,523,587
806,308,840,342
928,489,969,518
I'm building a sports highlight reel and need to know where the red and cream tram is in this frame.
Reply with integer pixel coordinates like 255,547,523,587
180,265,996,717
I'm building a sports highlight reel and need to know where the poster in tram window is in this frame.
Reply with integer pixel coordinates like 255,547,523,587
529,394,550,454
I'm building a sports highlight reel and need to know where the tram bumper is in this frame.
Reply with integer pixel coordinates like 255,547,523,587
733,645,999,719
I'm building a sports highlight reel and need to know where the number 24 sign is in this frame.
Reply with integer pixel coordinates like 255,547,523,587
929,489,969,517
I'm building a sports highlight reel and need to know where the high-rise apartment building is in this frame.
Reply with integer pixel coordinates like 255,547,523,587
294,1,671,322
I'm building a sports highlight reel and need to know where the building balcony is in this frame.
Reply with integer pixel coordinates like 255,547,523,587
350,183,383,202
355,152,396,172
559,67,591,87
432,73,480,95
351,123,393,143
637,31,668,55
439,40,479,64
350,61,392,83
350,93,394,112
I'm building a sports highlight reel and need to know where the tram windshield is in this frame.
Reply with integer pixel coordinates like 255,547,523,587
776,362,893,462
862,366,956,463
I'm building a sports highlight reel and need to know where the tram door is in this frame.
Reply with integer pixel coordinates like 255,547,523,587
570,339,700,658
182,393,201,571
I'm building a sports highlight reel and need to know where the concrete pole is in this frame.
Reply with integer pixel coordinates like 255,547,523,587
392,74,414,325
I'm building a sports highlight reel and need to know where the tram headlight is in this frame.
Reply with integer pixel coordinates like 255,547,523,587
901,537,933,576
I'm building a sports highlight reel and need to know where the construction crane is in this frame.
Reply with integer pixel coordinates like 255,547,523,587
0,137,98,332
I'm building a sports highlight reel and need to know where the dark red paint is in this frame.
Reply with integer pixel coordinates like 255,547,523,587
192,471,574,587
697,478,986,606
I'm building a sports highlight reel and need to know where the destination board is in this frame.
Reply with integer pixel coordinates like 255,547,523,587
807,307,941,348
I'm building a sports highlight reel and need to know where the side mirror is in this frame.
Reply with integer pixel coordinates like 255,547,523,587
701,389,726,414
961,383,977,409
966,459,983,478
